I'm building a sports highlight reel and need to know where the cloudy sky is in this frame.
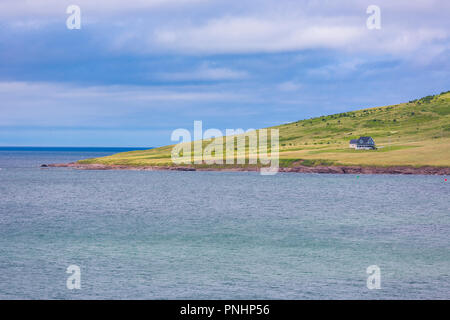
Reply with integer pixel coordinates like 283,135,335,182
1,0,449,147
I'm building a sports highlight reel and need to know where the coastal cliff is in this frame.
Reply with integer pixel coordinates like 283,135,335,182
45,162,450,175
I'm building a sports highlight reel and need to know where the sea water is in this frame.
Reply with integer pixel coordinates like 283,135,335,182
0,148,449,299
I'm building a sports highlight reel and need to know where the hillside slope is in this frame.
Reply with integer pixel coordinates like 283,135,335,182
79,91,450,168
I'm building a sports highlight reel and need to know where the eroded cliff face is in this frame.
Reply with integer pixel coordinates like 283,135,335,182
44,162,450,175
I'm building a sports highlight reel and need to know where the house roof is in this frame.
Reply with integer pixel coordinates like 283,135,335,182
349,137,374,145
357,136,374,145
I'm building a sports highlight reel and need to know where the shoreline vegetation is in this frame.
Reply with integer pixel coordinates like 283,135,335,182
47,91,450,175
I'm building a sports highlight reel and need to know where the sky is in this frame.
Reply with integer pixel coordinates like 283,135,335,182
0,0,449,147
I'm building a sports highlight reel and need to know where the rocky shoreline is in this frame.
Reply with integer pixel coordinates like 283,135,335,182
42,162,450,175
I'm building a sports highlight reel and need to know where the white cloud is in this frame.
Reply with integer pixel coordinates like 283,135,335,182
0,0,206,17
0,81,247,127
157,63,248,81
307,59,366,79
2,0,449,59
277,81,302,92
151,15,449,57
153,16,364,54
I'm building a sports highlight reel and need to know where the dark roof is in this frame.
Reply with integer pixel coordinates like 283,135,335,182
350,137,375,145
357,136,374,145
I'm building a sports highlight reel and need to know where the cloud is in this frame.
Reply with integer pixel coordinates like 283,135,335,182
153,16,364,54
151,16,449,58
277,81,302,92
307,59,367,79
157,63,248,81
0,81,247,127
0,0,206,18
2,0,449,59
1,0,450,147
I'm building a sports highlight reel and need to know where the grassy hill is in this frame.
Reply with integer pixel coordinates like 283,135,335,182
79,91,450,168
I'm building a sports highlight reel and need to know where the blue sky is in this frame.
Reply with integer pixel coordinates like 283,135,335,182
1,0,449,147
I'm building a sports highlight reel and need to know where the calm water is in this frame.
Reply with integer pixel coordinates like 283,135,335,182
0,148,449,299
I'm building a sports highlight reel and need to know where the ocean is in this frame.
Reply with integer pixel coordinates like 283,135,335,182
0,147,449,299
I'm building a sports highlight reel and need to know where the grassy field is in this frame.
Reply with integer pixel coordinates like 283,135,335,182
79,91,450,168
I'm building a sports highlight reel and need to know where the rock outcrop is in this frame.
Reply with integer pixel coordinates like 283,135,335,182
42,162,450,175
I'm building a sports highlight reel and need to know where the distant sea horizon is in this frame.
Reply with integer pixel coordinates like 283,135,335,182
0,146,150,169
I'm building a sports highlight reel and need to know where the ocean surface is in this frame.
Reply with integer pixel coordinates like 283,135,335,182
0,147,449,299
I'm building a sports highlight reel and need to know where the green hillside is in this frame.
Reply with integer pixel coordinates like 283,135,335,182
79,91,450,168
